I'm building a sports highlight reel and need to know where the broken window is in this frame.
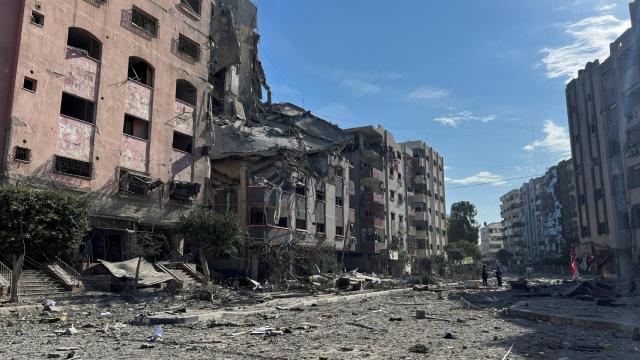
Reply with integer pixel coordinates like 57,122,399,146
336,226,344,236
295,183,306,196
180,0,201,15
128,57,154,87
172,132,193,153
54,155,92,178
177,34,200,61
14,147,31,162
176,79,197,106
277,217,288,228
316,223,325,234
123,114,149,140
336,197,344,207
170,180,201,202
31,11,44,26
296,219,306,230
315,189,325,202
67,27,102,60
23,77,37,92
119,169,163,195
131,7,158,37
60,92,96,123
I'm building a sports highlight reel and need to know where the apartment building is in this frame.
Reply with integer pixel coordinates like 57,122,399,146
343,126,411,274
0,0,213,261
500,189,525,266
566,0,640,277
480,222,504,262
401,140,447,272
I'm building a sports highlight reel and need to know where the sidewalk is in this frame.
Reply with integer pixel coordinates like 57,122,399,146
510,297,640,333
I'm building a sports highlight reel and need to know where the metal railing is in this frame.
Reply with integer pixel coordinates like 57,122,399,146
0,261,12,287
53,256,82,287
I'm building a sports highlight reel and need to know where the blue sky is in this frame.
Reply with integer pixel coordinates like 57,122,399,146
253,0,632,226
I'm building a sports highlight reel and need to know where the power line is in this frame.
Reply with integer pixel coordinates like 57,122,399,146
448,174,544,190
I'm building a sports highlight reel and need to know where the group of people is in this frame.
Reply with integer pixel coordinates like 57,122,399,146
481,264,502,287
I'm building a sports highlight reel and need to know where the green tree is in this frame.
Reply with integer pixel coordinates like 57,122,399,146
496,248,513,266
447,201,480,244
130,232,168,292
0,185,92,302
178,207,243,286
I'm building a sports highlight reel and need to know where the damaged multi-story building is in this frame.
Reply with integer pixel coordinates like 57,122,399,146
500,189,525,267
402,140,447,271
479,222,504,262
0,0,214,263
341,129,448,275
0,0,450,288
520,160,578,269
566,0,640,278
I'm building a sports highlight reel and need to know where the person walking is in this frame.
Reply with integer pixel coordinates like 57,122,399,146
495,265,503,287
481,264,488,287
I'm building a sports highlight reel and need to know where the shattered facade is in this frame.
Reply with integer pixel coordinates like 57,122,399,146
402,140,448,271
0,0,449,281
567,0,640,277
0,0,213,261
500,189,525,266
520,160,578,266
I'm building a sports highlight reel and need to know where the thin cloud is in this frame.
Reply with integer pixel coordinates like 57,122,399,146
596,3,616,12
408,85,450,101
434,111,496,127
341,78,382,96
523,120,571,157
314,102,357,125
447,171,507,187
541,14,629,81
335,70,404,96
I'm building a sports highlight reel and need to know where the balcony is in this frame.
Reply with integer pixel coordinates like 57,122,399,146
349,208,356,223
362,167,384,184
247,187,290,210
64,47,99,101
57,115,95,162
408,226,417,236
362,216,385,229
247,225,290,244
121,134,148,173
124,80,153,121
413,175,428,184
348,180,355,196
362,191,384,206
173,99,194,135
407,207,416,217
171,149,193,182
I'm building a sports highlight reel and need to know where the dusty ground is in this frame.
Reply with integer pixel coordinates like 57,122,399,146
1,285,639,359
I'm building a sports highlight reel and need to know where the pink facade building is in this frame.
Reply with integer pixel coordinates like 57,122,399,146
0,0,212,261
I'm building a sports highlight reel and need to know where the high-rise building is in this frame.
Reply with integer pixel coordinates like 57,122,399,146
401,140,448,272
500,189,525,266
566,0,640,277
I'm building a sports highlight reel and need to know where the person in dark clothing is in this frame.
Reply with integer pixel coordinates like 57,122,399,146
495,265,503,287
481,264,488,287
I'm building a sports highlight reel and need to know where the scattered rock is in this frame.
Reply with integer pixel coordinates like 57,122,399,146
443,332,456,339
409,344,429,354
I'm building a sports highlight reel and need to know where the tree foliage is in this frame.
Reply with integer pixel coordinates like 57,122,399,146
0,185,92,257
446,201,480,244
178,206,243,255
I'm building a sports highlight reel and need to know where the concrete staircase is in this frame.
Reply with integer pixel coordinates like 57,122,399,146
163,263,202,288
18,269,69,297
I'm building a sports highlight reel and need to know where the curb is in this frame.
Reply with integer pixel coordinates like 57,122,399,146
509,301,637,333
143,287,413,325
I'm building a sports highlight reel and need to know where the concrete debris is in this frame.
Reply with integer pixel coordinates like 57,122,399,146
409,344,429,353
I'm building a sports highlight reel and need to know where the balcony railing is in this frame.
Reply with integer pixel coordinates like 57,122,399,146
362,216,385,229
0,261,12,288
362,191,384,205
362,167,384,182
